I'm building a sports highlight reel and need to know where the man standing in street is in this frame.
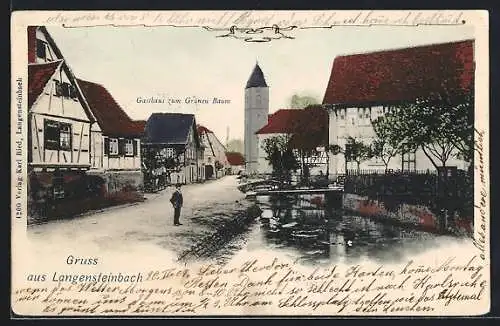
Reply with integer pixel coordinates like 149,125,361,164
170,183,183,226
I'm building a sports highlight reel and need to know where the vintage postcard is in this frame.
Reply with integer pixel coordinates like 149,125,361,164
11,10,490,317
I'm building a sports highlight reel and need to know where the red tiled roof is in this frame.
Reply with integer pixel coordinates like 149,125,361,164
130,120,146,135
28,61,62,108
255,109,304,134
197,125,212,134
225,152,245,166
77,79,142,137
322,40,474,105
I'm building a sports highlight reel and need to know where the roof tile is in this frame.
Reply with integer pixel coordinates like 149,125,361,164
255,109,303,134
225,152,245,166
143,113,196,145
77,79,143,137
28,61,62,108
322,40,474,105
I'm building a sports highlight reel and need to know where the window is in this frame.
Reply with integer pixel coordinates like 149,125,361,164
109,138,119,155
166,148,174,158
70,85,78,99
338,109,345,120
59,123,71,150
54,80,63,97
44,119,72,151
402,144,416,172
125,139,134,156
62,83,71,97
53,178,65,199
44,120,60,150
36,39,47,59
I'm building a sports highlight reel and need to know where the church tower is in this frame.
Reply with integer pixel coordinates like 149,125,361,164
244,63,269,174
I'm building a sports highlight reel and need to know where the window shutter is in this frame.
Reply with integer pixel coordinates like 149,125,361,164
118,139,124,155
133,139,138,156
104,137,110,155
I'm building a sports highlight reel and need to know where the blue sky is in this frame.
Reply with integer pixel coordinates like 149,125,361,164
47,24,475,141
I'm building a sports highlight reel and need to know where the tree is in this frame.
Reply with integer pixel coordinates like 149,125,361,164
387,93,474,169
214,161,223,171
442,92,474,162
346,137,373,173
288,94,320,109
261,135,299,183
288,105,329,180
327,144,346,175
371,114,405,172
328,137,372,174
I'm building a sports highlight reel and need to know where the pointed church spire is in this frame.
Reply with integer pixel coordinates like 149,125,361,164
245,62,268,89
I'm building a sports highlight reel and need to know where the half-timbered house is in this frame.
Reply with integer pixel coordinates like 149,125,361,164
142,113,202,186
323,40,474,175
197,125,229,180
27,26,97,219
255,106,329,177
77,79,145,194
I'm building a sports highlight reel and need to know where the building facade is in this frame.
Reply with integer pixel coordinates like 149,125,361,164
27,26,97,219
77,79,144,194
244,63,269,175
142,113,202,186
255,109,301,175
256,107,329,177
197,125,229,180
225,152,245,175
27,26,147,221
323,40,474,176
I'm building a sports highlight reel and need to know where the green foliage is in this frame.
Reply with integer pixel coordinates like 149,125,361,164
261,135,299,180
215,161,223,170
288,94,320,109
165,157,179,170
371,114,405,171
328,137,372,172
385,93,474,168
346,137,372,170
327,144,343,156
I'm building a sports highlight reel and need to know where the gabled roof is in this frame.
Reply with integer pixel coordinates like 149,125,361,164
27,26,38,63
131,120,147,135
246,63,268,89
143,113,198,145
28,60,62,108
255,109,303,135
322,40,474,106
27,26,96,122
197,125,215,155
255,106,329,150
77,79,143,137
226,152,245,166
197,125,212,134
